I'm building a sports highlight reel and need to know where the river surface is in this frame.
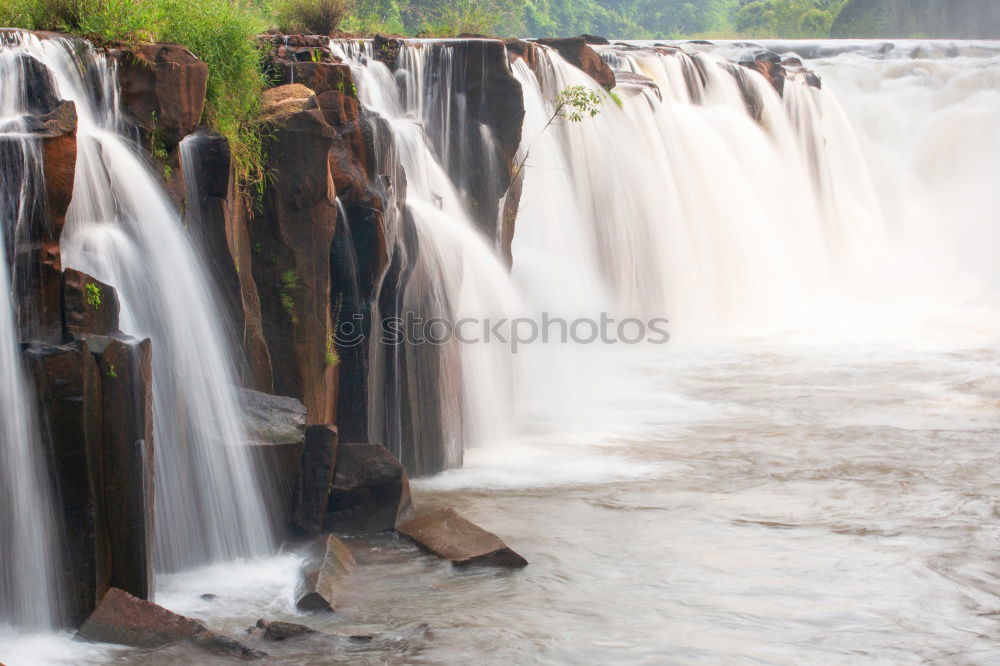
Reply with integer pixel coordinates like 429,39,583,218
3,38,1000,666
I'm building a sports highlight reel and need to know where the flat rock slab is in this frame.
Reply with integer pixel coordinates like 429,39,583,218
77,587,265,659
296,535,357,611
396,508,528,568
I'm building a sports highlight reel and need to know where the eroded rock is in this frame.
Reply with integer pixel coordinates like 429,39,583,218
534,37,615,89
324,443,412,533
296,535,356,612
293,424,339,535
77,587,265,658
62,268,120,336
396,508,527,568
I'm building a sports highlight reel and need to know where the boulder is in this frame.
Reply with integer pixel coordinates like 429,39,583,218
396,508,527,568
240,389,306,539
240,388,307,446
62,268,120,337
614,71,662,101
738,49,786,97
295,535,356,612
113,43,208,151
293,425,340,535
258,83,317,123
324,443,413,533
12,52,60,115
535,37,615,89
254,618,315,640
77,587,265,658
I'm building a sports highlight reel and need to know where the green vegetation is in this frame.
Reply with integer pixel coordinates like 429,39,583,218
734,0,847,38
280,268,300,322
2,0,268,185
273,0,352,33
105,362,118,379
85,282,102,309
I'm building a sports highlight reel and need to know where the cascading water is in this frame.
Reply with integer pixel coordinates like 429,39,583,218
512,43,893,339
0,41,60,629
4,34,272,574
332,40,522,474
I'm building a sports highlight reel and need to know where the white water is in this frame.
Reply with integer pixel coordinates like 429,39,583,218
1,34,273,575
0,42,60,629
333,41,523,471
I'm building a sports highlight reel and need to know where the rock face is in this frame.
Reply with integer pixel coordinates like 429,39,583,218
832,0,1000,38
396,508,528,568
293,424,340,535
77,587,265,658
324,443,412,533
534,37,616,89
62,268,120,337
22,333,154,626
113,43,208,152
181,131,273,392
251,84,339,424
296,535,356,611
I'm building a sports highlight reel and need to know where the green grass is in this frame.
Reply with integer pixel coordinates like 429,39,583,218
272,0,352,34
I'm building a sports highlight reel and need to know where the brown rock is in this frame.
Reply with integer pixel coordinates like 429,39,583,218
324,443,413,533
255,618,315,640
396,508,527,568
293,425,340,535
82,334,155,602
22,341,107,626
62,268,120,336
251,94,338,424
535,37,616,89
181,131,273,391
114,43,208,151
258,83,317,124
77,587,265,658
296,535,356,611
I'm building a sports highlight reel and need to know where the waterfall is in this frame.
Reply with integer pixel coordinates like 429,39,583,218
4,34,272,574
511,43,892,340
332,40,522,474
0,42,60,628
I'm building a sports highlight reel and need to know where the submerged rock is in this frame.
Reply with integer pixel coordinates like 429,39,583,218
255,618,315,640
77,587,265,658
324,443,413,533
396,508,528,568
296,534,356,612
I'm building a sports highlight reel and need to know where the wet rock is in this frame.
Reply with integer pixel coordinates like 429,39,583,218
22,340,107,626
293,425,340,535
738,49,785,96
255,618,315,640
614,71,662,101
77,587,266,658
239,388,307,446
182,131,273,392
251,84,339,423
296,535,356,611
534,37,615,89
580,33,610,45
372,35,404,69
13,52,60,115
82,334,156,603
396,508,528,568
324,443,413,533
113,43,208,151
62,268,120,337
200,594,218,601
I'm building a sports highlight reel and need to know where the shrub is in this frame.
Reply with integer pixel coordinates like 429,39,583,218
272,0,353,34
